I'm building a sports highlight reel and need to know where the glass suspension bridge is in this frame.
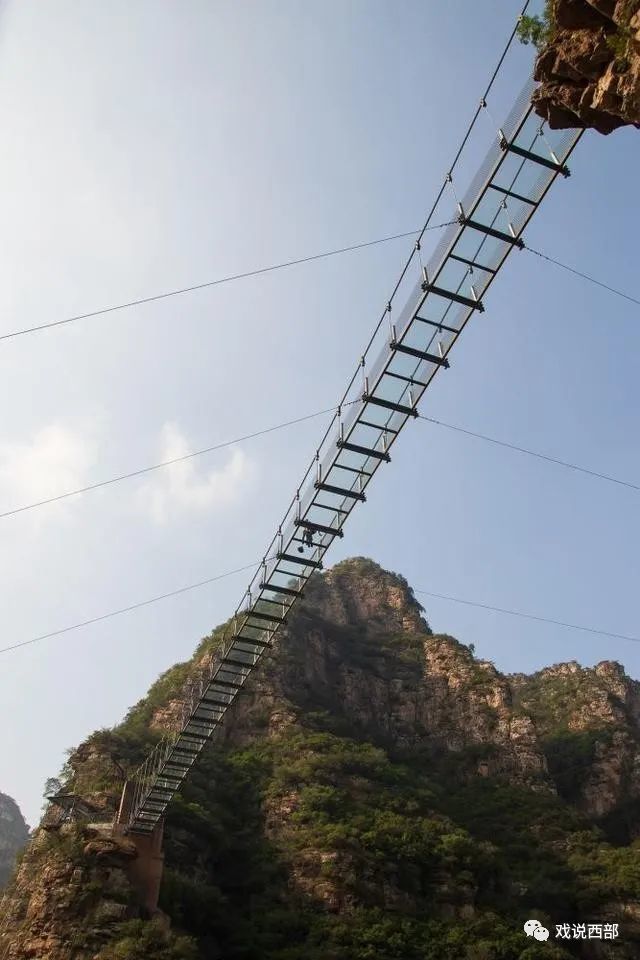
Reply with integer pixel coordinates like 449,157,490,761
122,78,582,835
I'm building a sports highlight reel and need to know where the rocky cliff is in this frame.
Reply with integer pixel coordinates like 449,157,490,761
512,659,640,832
527,0,640,131
0,794,29,890
1,558,640,959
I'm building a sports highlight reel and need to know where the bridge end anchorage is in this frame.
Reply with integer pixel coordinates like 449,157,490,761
115,780,165,917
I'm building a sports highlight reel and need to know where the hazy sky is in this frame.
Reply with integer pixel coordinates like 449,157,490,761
0,1,637,827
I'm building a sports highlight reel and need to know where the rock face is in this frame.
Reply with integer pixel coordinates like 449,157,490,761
530,0,640,131
219,563,551,793
0,793,29,889
512,658,640,831
0,824,144,960
2,558,640,959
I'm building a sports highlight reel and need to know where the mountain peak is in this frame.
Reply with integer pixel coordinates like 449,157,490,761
0,791,29,888
3,558,640,958
302,556,429,637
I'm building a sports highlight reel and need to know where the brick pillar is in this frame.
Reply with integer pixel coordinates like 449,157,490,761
127,821,165,916
113,781,165,916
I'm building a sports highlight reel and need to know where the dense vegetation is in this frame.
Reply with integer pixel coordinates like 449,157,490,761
7,561,640,959
517,0,634,60
517,2,555,49
62,705,638,959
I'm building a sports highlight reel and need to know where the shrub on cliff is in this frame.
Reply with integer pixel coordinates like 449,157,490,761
96,920,198,960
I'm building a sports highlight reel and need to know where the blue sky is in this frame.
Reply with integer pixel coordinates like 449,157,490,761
0,0,637,827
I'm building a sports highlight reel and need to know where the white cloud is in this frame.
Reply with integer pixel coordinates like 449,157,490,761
0,423,96,523
139,422,253,524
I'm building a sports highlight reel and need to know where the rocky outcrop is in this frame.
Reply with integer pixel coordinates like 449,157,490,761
0,824,137,960
0,793,29,888
531,0,640,131
210,560,551,791
2,558,640,958
113,558,640,819
512,658,640,825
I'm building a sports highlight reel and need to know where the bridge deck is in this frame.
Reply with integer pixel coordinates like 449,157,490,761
127,79,582,834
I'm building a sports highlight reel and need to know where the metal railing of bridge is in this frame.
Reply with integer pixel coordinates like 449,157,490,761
126,77,582,834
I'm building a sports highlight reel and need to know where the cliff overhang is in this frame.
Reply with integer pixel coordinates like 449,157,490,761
529,0,640,132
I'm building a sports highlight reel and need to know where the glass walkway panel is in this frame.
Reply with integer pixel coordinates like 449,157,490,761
127,80,582,834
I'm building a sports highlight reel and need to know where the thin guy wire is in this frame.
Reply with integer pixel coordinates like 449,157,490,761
7,221,629,351
479,97,501,139
0,560,266,656
0,227,454,344
4,565,639,659
0,0,531,350
8,239,624,520
418,415,639,492
524,244,640,308
0,403,356,520
538,122,561,164
414,589,640,645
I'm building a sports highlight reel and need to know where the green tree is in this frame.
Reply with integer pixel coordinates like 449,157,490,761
516,3,554,49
